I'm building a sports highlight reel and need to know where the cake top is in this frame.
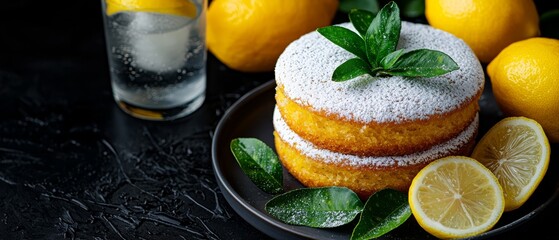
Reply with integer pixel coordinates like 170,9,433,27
275,21,484,123
273,108,478,167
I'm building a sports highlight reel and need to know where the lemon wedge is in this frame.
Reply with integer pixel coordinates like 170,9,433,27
471,117,550,211
409,156,505,239
106,0,198,18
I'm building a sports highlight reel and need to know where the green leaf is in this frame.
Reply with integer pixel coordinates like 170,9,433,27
350,189,411,240
380,48,405,69
339,0,379,14
265,187,364,228
365,1,401,65
319,1,460,81
318,26,368,60
230,138,283,194
332,58,372,82
385,49,459,77
541,9,559,39
349,9,376,37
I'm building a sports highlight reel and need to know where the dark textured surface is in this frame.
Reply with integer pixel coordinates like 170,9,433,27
0,0,558,240
0,1,271,239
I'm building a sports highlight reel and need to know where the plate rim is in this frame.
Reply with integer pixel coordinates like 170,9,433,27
211,81,311,239
211,79,559,239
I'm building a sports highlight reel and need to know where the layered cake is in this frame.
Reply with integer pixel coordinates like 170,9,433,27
273,22,484,198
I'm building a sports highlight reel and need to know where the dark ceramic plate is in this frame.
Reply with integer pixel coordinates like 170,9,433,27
211,80,559,239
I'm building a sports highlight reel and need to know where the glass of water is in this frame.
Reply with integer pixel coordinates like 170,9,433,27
100,0,207,121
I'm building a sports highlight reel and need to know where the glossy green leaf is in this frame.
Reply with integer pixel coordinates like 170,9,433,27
332,58,372,82
380,48,405,69
265,187,364,228
365,1,401,65
318,26,368,60
318,1,460,81
230,138,283,194
351,189,411,240
349,9,376,37
339,0,379,14
385,49,459,77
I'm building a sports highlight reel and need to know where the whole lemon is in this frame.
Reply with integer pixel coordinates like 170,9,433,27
425,0,539,63
207,0,339,72
487,38,559,143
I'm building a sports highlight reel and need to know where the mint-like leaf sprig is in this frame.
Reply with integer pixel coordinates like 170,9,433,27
317,1,459,82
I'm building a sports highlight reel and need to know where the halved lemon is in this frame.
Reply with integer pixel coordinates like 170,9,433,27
471,117,550,211
106,0,198,18
409,156,505,239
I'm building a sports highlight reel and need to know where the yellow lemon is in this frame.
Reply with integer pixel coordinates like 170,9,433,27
471,117,550,211
207,0,339,72
487,37,559,143
106,0,198,18
409,156,504,239
425,0,539,63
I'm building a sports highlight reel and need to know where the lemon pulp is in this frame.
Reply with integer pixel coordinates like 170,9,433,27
409,156,504,239
472,117,550,211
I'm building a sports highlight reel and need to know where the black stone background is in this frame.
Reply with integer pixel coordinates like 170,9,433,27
0,0,558,239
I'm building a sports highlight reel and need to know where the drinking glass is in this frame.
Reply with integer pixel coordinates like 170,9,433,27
100,0,207,121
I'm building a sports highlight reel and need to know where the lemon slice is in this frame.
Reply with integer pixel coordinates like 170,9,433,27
409,156,505,239
106,0,198,18
471,117,550,211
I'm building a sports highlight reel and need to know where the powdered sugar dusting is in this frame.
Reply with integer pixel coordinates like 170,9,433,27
273,107,478,167
275,22,484,123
